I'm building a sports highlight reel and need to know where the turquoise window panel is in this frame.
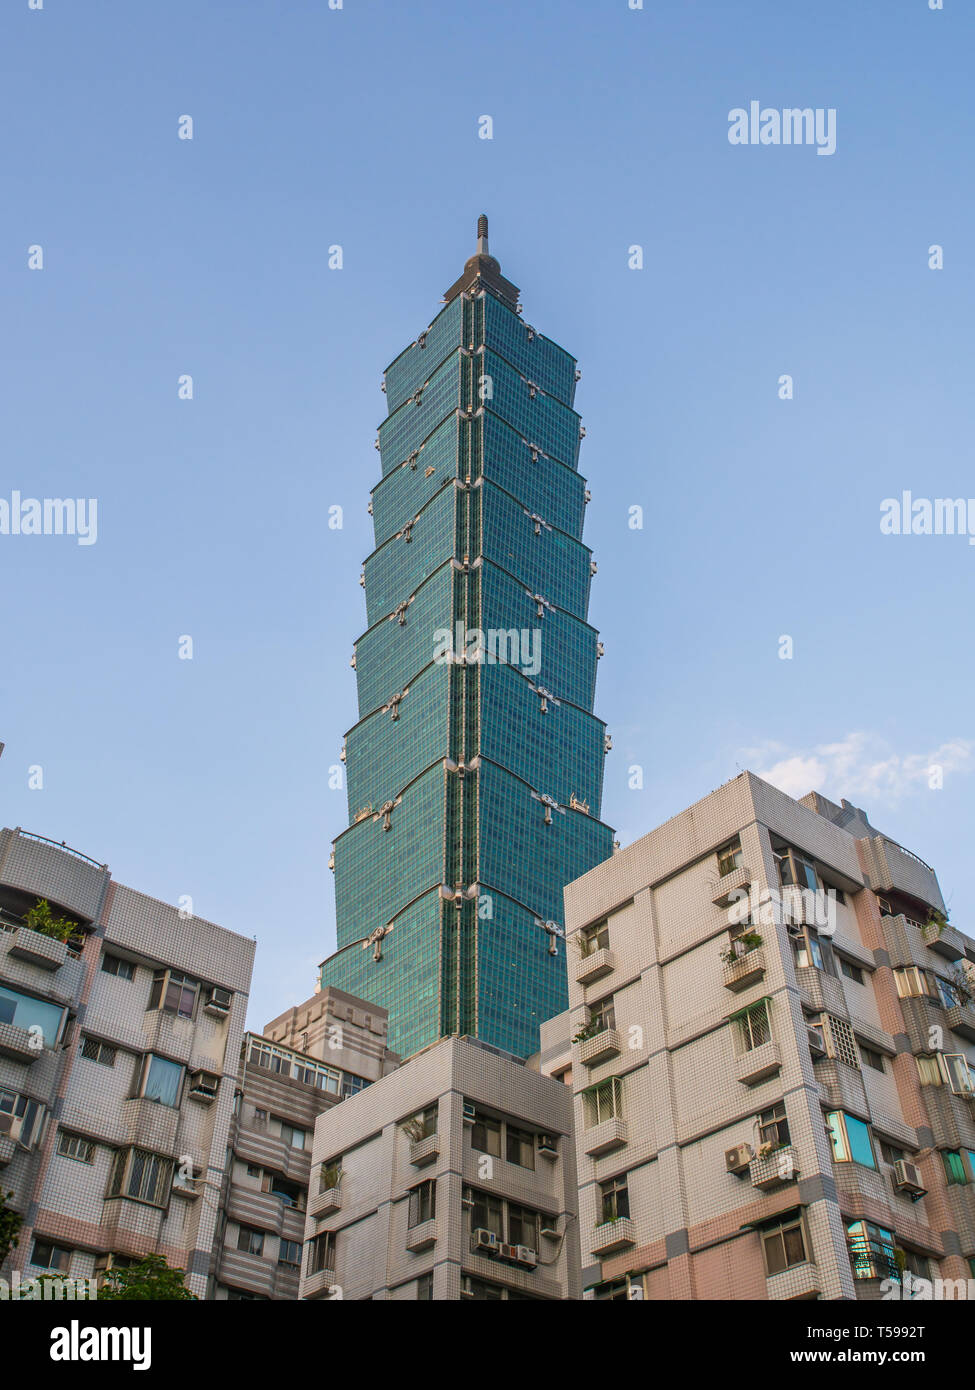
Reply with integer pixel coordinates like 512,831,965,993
478,349,580,469
479,481,592,619
371,416,462,547
480,293,577,409
346,662,451,815
319,889,445,1060
333,764,447,946
384,297,465,413
378,354,462,475
354,562,456,718
480,412,586,539
364,483,458,625
478,562,598,710
475,895,569,1057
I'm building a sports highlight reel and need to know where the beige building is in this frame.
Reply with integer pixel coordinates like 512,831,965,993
559,773,975,1300
0,825,254,1298
211,989,398,1299
298,1034,580,1300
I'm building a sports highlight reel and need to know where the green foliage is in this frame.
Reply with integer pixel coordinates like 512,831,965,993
97,1254,197,1301
0,1189,22,1267
720,931,763,964
572,1015,605,1044
24,898,80,944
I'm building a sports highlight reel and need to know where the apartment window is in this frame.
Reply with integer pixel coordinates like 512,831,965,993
0,1090,45,1147
101,954,134,981
279,1122,307,1150
893,967,933,1000
307,1231,334,1275
860,1045,886,1073
733,1000,771,1054
31,1240,72,1272
847,1221,897,1280
237,1226,265,1256
761,1213,808,1276
507,1203,539,1249
840,958,865,985
81,1037,116,1067
902,1248,930,1281
593,1277,631,1301
758,1102,790,1148
137,1054,183,1108
716,839,743,877
147,968,198,1019
580,919,610,954
57,1132,94,1164
935,976,961,1010
417,1273,434,1301
293,1060,341,1092
468,1188,503,1241
588,997,616,1033
822,1015,860,1070
582,1077,624,1128
408,1179,437,1227
471,1111,501,1157
826,1112,877,1169
245,1163,261,1179
599,1174,630,1224
942,1151,967,1185
944,1053,975,1094
916,1054,943,1086
505,1124,535,1170
253,1108,268,1126
262,1172,304,1209
794,930,836,976
465,1277,505,1301
341,1073,369,1098
967,1151,975,1181
879,1141,905,1167
775,845,819,891
107,1147,173,1207
0,985,66,1047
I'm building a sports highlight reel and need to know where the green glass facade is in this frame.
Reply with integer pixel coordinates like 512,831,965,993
319,220,614,1059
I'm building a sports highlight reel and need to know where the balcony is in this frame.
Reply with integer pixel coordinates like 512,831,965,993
578,1028,621,1068
945,1003,975,1043
712,864,752,908
591,1217,635,1255
766,1261,822,1301
862,836,944,916
922,921,966,962
722,947,766,993
8,927,68,972
409,1133,439,1167
749,1145,799,1191
0,1022,41,1063
583,1117,627,1157
0,1135,16,1166
405,1219,437,1252
734,1041,781,1087
308,1184,342,1219
573,947,615,986
302,1266,337,1300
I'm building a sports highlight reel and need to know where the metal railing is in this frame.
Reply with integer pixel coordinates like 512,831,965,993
13,828,107,871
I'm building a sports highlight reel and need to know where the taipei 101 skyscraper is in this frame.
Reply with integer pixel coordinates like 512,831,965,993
318,218,614,1059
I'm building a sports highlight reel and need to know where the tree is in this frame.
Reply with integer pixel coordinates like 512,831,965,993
0,1189,22,1268
97,1254,198,1301
24,898,79,944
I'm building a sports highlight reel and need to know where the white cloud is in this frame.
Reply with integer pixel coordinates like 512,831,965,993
740,731,975,805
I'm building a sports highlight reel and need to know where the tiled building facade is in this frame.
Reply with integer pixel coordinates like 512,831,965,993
211,989,398,1299
297,1034,580,1300
558,773,975,1300
0,825,254,1298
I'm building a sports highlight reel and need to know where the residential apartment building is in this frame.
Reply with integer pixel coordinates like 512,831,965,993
0,825,254,1298
211,988,398,1299
559,773,975,1300
298,1034,580,1300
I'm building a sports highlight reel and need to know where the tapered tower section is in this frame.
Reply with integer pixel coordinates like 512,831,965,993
319,218,614,1059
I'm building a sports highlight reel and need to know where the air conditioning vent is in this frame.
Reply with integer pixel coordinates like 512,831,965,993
204,987,232,1016
515,1245,537,1268
188,1070,219,1103
473,1228,498,1252
893,1159,927,1198
725,1143,754,1175
462,1101,476,1125
537,1133,558,1157
807,1026,827,1057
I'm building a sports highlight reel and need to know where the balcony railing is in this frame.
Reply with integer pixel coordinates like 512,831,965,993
13,828,107,870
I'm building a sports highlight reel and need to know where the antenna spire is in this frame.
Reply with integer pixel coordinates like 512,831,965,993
476,214,489,254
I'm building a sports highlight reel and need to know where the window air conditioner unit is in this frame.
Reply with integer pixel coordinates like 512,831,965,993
188,1070,219,1102
473,1228,498,1252
515,1246,537,1268
462,1101,476,1125
725,1143,754,1175
204,987,232,1016
537,1134,557,1157
807,1027,827,1057
893,1160,927,1198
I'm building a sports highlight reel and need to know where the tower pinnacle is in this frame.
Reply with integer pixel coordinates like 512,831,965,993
443,212,520,311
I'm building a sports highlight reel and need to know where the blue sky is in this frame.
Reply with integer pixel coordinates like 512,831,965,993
2,0,972,1030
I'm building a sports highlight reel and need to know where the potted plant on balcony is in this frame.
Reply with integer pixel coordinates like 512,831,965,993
320,1163,342,1191
23,899,80,945
572,1015,605,1044
925,909,950,938
719,932,762,965
401,1116,428,1143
